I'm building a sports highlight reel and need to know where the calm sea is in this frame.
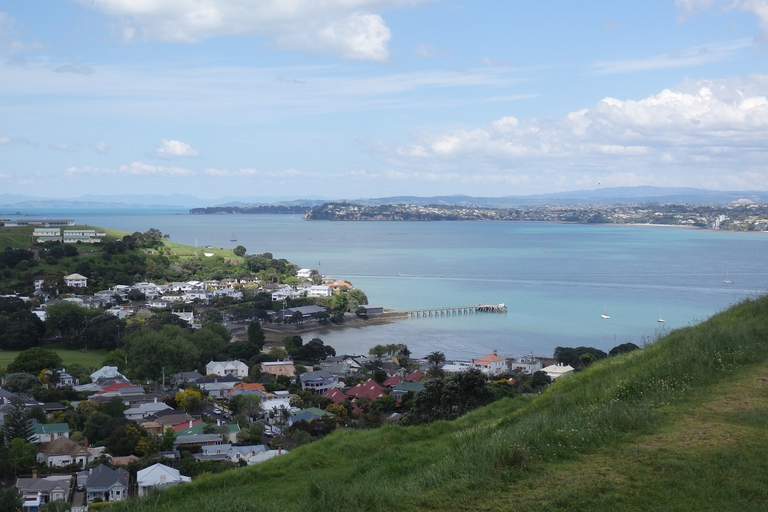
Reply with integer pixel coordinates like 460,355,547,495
9,209,768,360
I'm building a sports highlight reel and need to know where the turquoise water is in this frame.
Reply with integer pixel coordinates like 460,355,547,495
10,210,767,359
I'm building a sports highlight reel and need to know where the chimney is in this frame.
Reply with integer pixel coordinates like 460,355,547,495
32,469,38,479
493,350,497,356
51,434,55,442
188,419,193,428
154,397,157,403
216,419,221,427
84,437,88,449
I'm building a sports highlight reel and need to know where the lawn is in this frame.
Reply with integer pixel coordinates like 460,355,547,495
0,343,107,372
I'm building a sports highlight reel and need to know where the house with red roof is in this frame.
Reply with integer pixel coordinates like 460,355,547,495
322,387,348,404
346,379,385,401
473,350,508,376
382,375,403,387
405,370,423,382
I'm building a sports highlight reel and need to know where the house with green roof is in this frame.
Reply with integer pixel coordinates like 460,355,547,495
31,422,69,444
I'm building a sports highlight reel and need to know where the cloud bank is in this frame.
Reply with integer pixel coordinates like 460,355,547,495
76,0,429,61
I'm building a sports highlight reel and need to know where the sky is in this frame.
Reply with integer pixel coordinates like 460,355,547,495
1,0,768,201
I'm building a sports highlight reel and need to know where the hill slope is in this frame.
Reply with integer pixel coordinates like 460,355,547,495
114,296,768,511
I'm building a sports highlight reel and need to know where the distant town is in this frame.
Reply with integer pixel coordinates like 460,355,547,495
191,201,768,231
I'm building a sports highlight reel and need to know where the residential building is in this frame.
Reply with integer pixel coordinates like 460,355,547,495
85,464,129,504
206,360,249,378
473,350,508,376
261,361,295,378
137,463,191,497
31,422,69,444
299,370,339,393
542,363,575,380
63,273,88,288
511,354,543,375
16,475,72,508
36,437,92,468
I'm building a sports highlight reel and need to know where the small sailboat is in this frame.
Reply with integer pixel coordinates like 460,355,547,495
723,270,733,284
230,231,237,242
601,303,610,319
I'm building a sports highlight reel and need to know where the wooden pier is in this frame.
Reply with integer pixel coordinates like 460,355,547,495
407,303,507,318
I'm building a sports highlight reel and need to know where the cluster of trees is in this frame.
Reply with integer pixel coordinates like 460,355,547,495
555,343,639,368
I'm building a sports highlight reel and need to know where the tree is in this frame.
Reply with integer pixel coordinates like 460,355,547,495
0,298,45,350
160,427,177,451
1,373,38,393
100,396,127,418
1,400,34,443
427,351,446,368
233,245,247,257
44,301,89,344
530,370,552,388
124,326,200,381
7,439,37,478
404,368,492,425
7,347,63,375
0,485,23,512
175,389,203,412
609,342,640,357
247,321,266,350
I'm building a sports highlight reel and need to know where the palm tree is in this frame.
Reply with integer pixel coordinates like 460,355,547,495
426,351,446,368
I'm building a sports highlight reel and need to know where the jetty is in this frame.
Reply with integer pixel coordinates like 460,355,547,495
407,303,507,318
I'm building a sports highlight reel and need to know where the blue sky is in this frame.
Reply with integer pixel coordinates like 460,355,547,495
1,0,768,201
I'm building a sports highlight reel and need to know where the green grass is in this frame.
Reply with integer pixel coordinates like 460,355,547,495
109,294,768,512
0,343,107,372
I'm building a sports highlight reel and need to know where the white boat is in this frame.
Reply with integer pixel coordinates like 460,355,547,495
230,231,237,242
723,270,733,284
657,308,665,323
601,303,610,319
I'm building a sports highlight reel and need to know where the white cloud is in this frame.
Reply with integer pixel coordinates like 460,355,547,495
590,39,753,74
91,141,110,153
49,143,74,152
75,0,429,62
0,135,10,145
154,139,199,159
676,0,768,38
65,162,194,177
379,77,768,191
54,63,94,75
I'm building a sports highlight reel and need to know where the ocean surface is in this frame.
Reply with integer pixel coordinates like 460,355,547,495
8,208,767,360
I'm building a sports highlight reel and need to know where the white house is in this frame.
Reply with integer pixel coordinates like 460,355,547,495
206,360,249,378
36,437,92,468
510,354,543,375
63,273,88,288
473,350,508,376
297,268,313,279
136,463,191,497
306,285,332,297
542,363,575,380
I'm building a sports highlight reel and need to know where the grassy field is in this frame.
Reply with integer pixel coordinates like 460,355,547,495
0,343,107,372
111,294,768,512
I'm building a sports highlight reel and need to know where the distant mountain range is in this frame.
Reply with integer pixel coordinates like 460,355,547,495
0,187,766,211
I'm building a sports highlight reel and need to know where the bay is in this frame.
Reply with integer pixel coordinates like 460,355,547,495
10,209,768,360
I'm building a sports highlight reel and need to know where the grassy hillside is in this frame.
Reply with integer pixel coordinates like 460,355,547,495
112,295,768,512
0,343,107,372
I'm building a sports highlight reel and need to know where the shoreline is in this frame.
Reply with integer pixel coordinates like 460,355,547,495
259,311,409,344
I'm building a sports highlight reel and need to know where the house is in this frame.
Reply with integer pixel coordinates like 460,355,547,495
137,463,191,497
226,382,267,400
297,269,313,279
89,366,128,383
473,350,508,376
299,370,339,394
85,464,129,504
306,285,332,297
261,361,295,378
321,387,348,404
124,401,173,421
36,437,92,468
391,381,425,397
346,379,385,401
271,288,300,302
287,407,335,426
16,475,72,508
174,421,240,444
206,360,249,378
511,354,543,375
542,363,575,380
31,422,69,444
283,305,329,320
195,375,241,399
63,273,88,288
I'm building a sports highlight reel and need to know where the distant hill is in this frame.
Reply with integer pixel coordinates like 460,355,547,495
112,295,768,512
1,187,766,211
